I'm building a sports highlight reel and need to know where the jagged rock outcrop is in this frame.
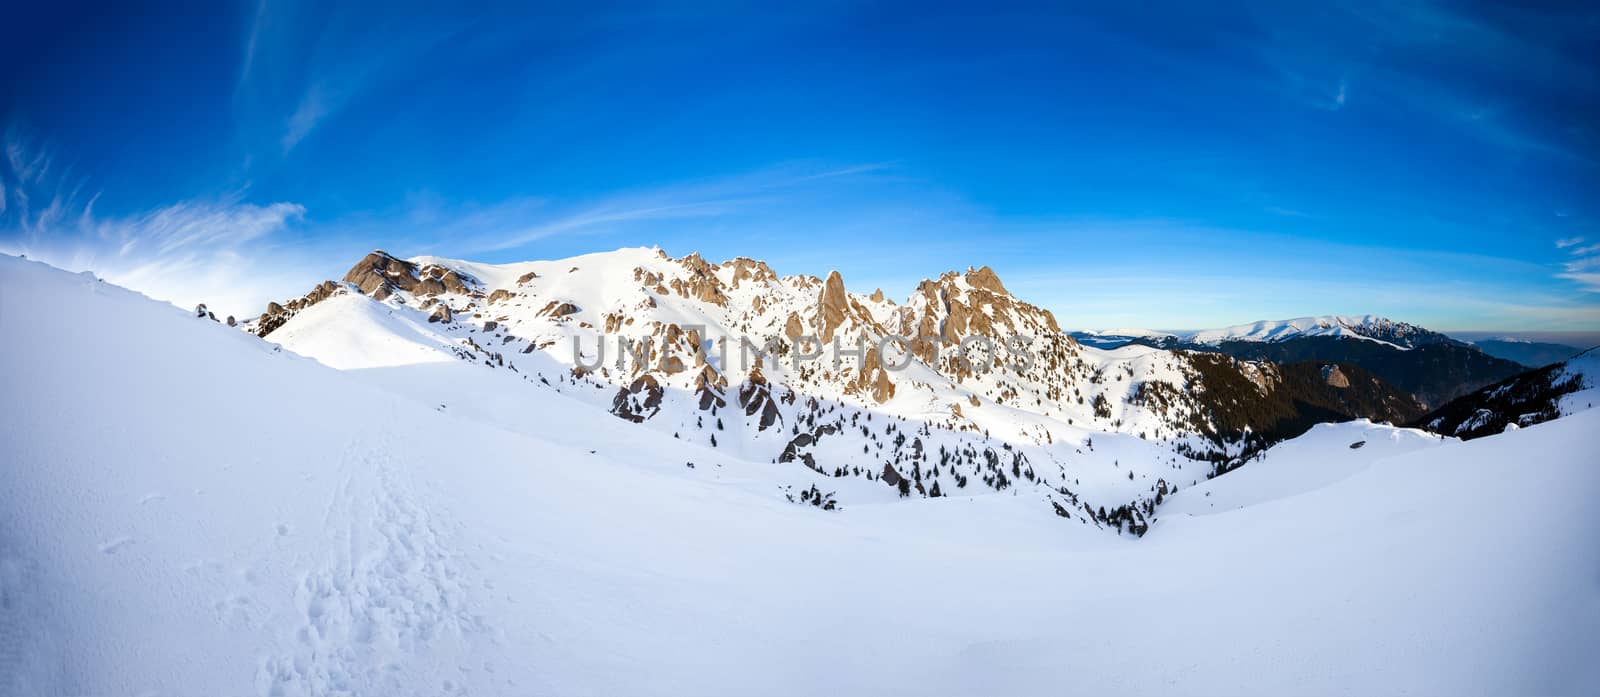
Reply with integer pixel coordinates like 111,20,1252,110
737,365,783,430
778,424,837,471
723,257,778,288
1323,364,1351,388
611,374,664,423
537,301,579,318
252,280,345,337
693,364,728,411
667,253,729,305
784,313,805,341
342,250,478,301
816,271,849,342
847,347,896,403
343,251,419,300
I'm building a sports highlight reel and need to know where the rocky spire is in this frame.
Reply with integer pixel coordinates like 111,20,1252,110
816,270,849,342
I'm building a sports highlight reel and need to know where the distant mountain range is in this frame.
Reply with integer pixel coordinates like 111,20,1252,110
1071,315,1530,408
1466,338,1589,368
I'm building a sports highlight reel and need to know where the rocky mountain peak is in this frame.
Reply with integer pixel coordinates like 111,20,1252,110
816,270,850,341
342,250,479,301
965,265,1007,295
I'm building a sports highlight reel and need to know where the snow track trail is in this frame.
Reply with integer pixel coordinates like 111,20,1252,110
256,435,496,697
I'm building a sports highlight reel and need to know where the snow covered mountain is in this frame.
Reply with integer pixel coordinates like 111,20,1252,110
241,248,1423,532
1418,348,1600,439
4,252,1598,695
1071,315,1454,350
1185,314,1457,349
1074,315,1525,408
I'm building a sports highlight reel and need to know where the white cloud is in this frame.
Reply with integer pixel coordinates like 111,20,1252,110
237,4,471,157
1555,272,1600,293
439,162,893,254
281,85,330,152
1552,235,1600,292
1563,255,1600,273
2,187,312,319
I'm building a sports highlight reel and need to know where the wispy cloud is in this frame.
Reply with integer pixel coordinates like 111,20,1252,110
236,1,471,157
387,162,896,255
1244,1,1597,163
1,128,314,317
280,84,329,152
1555,234,1600,292
3,196,310,319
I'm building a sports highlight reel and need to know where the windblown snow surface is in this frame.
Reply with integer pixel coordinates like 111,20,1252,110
2,254,1597,696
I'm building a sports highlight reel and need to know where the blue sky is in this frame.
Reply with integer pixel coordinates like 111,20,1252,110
1,1,1597,331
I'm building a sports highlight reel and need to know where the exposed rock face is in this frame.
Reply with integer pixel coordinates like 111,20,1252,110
343,251,419,300
668,253,728,305
784,313,805,341
737,366,783,430
428,305,452,324
1323,364,1351,388
723,257,778,288
693,365,728,411
253,280,345,337
515,271,539,285
816,271,849,342
342,250,478,301
610,374,664,423
778,424,837,471
848,347,896,403
965,265,1007,295
537,301,579,318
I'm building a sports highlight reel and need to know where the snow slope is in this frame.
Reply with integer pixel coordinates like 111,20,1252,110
1159,420,1445,516
4,254,1598,696
1554,348,1600,416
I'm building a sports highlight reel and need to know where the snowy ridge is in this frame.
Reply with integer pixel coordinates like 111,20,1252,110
237,248,1431,533
1071,315,1458,351
1553,348,1600,415
1418,347,1599,439
1184,314,1450,349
